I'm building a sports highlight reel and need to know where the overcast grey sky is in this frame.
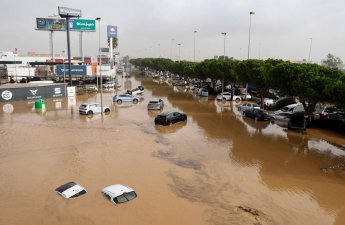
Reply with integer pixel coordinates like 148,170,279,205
0,0,344,63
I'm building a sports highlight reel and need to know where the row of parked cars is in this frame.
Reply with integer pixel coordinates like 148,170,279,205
78,84,188,127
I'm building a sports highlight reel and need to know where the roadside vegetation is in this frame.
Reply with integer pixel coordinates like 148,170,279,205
129,57,345,113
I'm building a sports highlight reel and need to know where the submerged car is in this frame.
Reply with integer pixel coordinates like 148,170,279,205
55,181,87,199
243,109,271,121
127,86,144,95
154,111,187,126
79,103,110,115
216,92,242,102
237,103,260,111
103,81,121,89
272,111,307,131
147,99,164,110
102,184,137,204
113,94,140,104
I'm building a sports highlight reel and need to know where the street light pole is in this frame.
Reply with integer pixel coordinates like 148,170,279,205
247,11,255,59
221,32,227,100
221,32,226,60
194,30,197,62
96,17,103,114
170,38,174,60
308,37,313,62
178,43,181,61
62,50,66,83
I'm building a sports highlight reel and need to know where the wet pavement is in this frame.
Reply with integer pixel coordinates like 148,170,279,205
1,74,345,225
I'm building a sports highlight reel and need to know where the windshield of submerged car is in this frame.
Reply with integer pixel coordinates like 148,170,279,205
113,191,137,204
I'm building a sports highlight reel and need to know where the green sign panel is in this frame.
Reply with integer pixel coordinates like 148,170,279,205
73,19,96,31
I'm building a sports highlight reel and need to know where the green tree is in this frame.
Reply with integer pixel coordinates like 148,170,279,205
321,53,343,68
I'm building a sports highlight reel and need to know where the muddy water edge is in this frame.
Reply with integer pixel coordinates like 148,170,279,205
1,74,345,225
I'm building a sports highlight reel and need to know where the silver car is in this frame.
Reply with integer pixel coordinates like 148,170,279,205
147,99,164,110
237,103,260,111
113,94,140,104
79,103,110,115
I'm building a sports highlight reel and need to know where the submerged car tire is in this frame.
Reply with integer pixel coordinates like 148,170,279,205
87,111,93,115
117,99,122,104
133,99,138,104
104,108,110,114
235,98,241,103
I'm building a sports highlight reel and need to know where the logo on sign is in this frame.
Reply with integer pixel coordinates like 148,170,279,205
1,90,13,101
55,88,61,94
30,89,38,95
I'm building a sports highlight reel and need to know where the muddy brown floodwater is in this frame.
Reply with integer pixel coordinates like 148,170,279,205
1,74,345,225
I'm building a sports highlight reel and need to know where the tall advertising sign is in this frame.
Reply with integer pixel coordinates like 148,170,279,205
107,26,118,38
36,18,66,31
36,18,95,32
69,19,96,31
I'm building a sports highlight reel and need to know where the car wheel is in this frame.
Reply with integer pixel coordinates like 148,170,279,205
117,99,122,104
235,98,240,103
223,98,226,101
87,111,93,116
133,99,138,104
104,108,110,113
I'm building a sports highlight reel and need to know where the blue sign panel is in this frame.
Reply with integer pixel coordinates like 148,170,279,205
107,25,118,38
56,65,87,76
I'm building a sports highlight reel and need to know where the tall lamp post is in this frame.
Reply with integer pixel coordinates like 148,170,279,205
221,32,226,59
96,17,103,114
170,38,175,60
178,43,181,61
62,50,66,83
247,11,255,59
194,30,197,62
221,32,227,100
308,37,313,62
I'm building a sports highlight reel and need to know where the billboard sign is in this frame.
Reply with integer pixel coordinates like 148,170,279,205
36,18,95,32
58,6,82,18
56,65,87,76
36,18,66,31
107,25,117,38
69,19,95,31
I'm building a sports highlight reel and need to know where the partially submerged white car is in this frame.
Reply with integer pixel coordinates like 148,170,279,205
55,181,87,199
102,184,137,204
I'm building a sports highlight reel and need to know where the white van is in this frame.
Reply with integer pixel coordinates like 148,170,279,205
274,103,304,115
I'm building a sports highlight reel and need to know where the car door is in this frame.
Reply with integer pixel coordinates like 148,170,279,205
94,104,101,113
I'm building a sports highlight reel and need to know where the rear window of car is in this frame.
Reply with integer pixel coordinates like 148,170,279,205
149,101,158,104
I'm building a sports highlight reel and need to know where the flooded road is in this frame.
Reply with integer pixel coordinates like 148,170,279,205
1,74,345,225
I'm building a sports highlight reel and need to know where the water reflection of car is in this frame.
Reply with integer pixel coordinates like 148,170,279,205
79,103,110,115
113,94,140,104
154,111,187,126
147,99,164,110
243,109,271,121
102,184,137,204
237,103,260,111
127,86,144,95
